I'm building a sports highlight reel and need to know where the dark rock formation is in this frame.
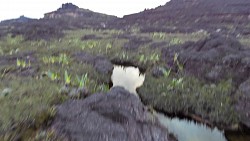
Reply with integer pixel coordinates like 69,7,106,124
52,87,175,141
114,0,250,34
43,3,117,29
162,34,250,85
81,34,102,40
236,78,250,128
74,52,114,75
0,15,35,25
160,34,250,128
60,3,79,10
0,3,117,40
123,36,152,50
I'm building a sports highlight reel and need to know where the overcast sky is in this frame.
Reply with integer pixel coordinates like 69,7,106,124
0,0,169,21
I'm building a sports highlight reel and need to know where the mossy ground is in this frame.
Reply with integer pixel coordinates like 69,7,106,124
1,28,245,139
138,72,239,127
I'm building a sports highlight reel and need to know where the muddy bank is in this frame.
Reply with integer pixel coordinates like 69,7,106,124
52,87,175,141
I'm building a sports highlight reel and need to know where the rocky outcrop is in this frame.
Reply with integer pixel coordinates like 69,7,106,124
115,0,250,34
236,78,250,128
160,34,250,128
60,3,79,10
74,52,113,75
162,34,250,85
52,87,175,141
43,3,116,22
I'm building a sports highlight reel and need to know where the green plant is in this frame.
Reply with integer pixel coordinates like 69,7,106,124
42,53,70,66
46,71,59,81
168,77,184,90
153,32,166,39
9,48,19,55
5,34,24,45
139,54,147,64
105,43,112,53
59,53,69,66
170,37,183,45
174,53,184,72
121,51,129,60
16,58,30,68
42,56,56,64
93,83,109,93
64,71,71,85
76,73,89,88
149,53,160,63
159,67,171,77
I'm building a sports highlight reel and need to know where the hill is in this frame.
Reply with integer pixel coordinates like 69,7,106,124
114,0,250,35
0,3,117,40
44,3,117,29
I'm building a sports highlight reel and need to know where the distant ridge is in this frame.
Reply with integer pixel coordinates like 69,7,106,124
115,0,250,34
0,15,35,24
0,3,118,40
43,3,117,28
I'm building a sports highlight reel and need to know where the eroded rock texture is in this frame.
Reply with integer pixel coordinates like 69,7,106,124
52,87,175,141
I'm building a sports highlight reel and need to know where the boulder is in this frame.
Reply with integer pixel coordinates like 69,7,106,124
236,78,250,128
162,34,250,85
74,52,113,75
52,87,175,141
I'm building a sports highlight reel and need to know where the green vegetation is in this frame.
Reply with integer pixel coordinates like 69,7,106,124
138,74,238,125
76,73,89,88
138,53,160,65
0,28,236,139
42,53,70,66
152,32,166,39
169,37,183,45
16,58,31,69
0,77,63,140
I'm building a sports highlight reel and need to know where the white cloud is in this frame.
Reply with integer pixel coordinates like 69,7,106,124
0,0,169,21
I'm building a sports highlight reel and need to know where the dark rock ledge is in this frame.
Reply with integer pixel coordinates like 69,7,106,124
52,87,175,141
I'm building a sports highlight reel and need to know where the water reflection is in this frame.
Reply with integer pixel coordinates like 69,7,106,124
111,65,248,141
111,65,145,94
157,113,227,141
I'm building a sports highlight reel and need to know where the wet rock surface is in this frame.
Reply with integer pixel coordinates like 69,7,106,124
52,87,175,141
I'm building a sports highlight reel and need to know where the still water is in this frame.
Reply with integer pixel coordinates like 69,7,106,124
111,65,145,94
111,65,249,141
157,113,227,141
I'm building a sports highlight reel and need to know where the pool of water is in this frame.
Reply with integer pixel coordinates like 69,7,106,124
111,65,249,141
111,65,145,94
157,113,227,141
